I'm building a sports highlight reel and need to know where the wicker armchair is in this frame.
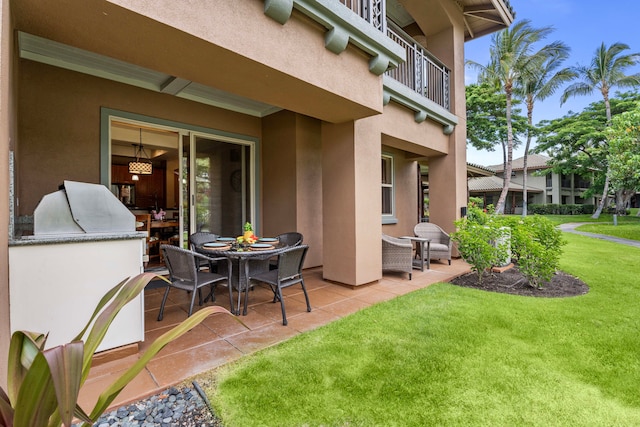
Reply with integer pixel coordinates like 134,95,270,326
382,234,413,280
414,222,452,265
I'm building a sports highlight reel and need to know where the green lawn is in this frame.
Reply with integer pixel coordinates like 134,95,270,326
204,233,640,426
537,209,639,226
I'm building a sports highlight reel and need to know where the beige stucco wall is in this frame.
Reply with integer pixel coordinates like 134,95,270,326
322,119,382,286
381,145,420,237
13,0,382,125
421,11,467,236
261,111,323,267
0,0,12,389
16,60,261,216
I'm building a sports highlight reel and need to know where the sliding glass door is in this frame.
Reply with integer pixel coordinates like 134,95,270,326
189,133,255,238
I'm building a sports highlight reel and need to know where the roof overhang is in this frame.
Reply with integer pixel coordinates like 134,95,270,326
458,0,515,41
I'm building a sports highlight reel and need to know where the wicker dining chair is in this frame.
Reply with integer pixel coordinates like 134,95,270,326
159,245,232,320
189,232,219,271
381,234,413,280
248,245,310,325
268,232,304,270
413,222,452,265
275,232,303,247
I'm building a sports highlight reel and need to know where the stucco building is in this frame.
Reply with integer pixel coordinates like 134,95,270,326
0,0,514,384
469,154,596,213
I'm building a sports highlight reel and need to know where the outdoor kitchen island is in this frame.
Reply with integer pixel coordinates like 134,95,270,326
8,181,148,352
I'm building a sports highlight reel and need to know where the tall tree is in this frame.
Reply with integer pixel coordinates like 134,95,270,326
536,92,640,210
606,104,640,215
519,47,574,216
466,83,527,161
467,20,566,214
561,42,640,218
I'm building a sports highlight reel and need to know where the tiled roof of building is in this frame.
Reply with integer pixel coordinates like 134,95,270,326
488,153,551,172
467,162,495,177
468,176,543,193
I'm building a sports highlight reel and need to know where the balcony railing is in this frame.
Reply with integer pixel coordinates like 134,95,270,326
385,21,450,111
338,0,386,32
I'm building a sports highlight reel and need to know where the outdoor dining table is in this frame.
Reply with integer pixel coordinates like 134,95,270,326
195,240,290,316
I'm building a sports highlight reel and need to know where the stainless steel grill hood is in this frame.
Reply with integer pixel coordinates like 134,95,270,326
33,180,135,236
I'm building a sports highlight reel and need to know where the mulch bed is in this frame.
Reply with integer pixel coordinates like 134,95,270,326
450,264,589,298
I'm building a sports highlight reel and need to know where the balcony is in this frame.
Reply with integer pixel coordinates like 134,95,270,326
264,0,457,133
385,21,450,111
338,0,386,32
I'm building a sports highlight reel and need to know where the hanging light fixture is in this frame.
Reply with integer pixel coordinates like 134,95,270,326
128,129,153,175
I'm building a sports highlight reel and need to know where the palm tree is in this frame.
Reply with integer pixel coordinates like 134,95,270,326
519,47,574,216
561,42,640,218
468,20,565,214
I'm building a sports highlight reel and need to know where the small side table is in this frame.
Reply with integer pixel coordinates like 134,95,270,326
400,236,431,271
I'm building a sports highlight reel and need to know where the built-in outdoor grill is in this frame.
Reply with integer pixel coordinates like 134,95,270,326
32,180,135,237
10,180,146,351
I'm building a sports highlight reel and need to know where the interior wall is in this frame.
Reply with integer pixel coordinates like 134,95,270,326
16,59,261,216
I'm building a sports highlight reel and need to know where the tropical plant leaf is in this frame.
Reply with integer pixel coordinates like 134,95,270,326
13,351,57,427
78,273,164,382
7,331,46,405
88,306,238,419
0,387,14,427
43,342,90,426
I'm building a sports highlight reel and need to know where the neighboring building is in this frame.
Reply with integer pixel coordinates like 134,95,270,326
469,154,595,213
0,0,514,382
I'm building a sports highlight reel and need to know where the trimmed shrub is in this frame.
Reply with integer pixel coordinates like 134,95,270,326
454,204,565,287
501,216,565,288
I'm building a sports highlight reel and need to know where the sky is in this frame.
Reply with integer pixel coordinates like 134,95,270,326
464,0,640,166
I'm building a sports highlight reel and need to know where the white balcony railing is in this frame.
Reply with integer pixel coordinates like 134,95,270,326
385,21,450,111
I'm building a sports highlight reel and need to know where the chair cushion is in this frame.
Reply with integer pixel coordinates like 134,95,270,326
430,243,449,252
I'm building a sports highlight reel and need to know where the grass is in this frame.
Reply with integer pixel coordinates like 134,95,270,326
203,233,640,426
538,208,639,226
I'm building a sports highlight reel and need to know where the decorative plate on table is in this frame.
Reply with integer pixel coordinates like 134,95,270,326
258,238,278,243
250,243,274,251
217,237,235,242
203,242,231,250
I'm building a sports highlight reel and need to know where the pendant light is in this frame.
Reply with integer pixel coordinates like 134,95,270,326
128,129,153,175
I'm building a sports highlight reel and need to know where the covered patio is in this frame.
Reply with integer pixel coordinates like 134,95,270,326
78,260,470,411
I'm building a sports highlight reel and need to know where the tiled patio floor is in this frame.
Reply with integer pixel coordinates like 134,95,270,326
78,259,470,411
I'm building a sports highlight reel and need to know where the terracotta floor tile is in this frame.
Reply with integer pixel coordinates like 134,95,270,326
201,312,250,338
79,367,157,411
224,323,299,354
286,307,340,332
351,287,398,305
86,261,470,412
141,323,221,356
320,297,372,317
146,339,243,387
306,287,353,308
87,353,142,380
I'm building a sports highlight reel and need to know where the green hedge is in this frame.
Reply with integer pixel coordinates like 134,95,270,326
528,204,594,215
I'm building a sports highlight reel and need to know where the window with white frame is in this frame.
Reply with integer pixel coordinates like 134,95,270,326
381,154,394,218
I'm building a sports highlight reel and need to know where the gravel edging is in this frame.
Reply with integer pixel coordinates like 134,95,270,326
75,382,223,427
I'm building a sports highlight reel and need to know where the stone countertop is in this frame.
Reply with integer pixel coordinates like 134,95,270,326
9,231,147,246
